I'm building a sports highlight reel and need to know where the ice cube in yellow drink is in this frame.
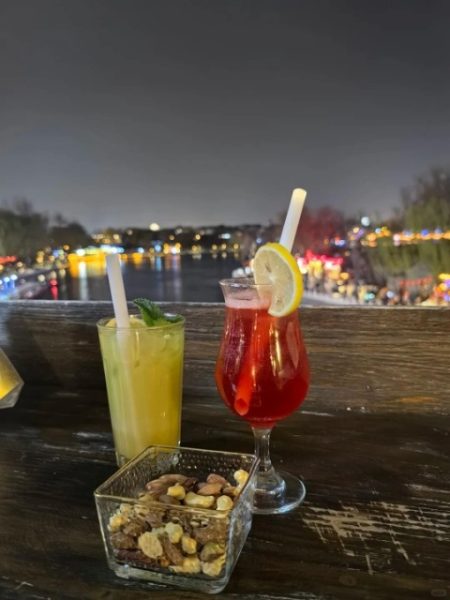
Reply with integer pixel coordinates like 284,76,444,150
97,315,184,465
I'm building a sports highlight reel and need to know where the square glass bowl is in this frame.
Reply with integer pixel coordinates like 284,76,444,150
94,446,259,594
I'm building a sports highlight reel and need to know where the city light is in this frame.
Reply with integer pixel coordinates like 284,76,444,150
100,245,125,254
361,227,450,247
0,256,17,265
0,209,447,304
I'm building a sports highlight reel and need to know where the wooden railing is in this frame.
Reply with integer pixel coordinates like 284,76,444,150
1,300,448,414
1,300,449,599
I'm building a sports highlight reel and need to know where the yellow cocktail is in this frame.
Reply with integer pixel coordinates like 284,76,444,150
97,315,184,465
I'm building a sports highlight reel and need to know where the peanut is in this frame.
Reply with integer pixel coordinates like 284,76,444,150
167,483,186,500
201,555,226,577
200,541,226,562
108,512,128,532
222,484,238,496
181,534,197,555
170,556,201,574
184,491,215,509
234,469,249,489
216,495,234,511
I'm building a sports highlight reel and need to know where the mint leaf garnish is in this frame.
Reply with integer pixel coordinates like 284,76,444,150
133,298,164,326
164,313,184,323
133,298,183,326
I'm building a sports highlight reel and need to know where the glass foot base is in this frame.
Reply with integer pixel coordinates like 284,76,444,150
252,471,306,515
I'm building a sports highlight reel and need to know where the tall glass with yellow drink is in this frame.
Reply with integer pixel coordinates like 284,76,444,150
97,313,184,466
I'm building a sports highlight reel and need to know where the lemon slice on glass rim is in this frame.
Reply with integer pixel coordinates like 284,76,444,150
253,242,304,317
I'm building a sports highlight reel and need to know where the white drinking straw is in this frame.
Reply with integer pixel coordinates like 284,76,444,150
279,188,307,253
106,253,130,327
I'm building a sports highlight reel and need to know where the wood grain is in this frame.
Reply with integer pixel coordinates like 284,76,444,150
0,301,448,413
0,386,449,600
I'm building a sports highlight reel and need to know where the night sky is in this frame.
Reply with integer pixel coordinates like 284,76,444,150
1,0,450,230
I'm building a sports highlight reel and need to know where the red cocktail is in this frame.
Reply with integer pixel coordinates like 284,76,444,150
215,279,310,514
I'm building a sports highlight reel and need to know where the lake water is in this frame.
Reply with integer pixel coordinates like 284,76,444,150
54,254,242,302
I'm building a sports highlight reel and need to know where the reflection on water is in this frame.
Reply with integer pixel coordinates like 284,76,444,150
77,262,89,301
54,254,241,302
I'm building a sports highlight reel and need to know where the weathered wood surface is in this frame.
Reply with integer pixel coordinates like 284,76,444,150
0,301,449,413
0,386,449,600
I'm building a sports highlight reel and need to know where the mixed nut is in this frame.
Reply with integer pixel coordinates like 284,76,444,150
108,469,249,578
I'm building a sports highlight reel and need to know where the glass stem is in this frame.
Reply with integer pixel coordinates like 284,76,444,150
252,427,274,474
252,427,285,494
